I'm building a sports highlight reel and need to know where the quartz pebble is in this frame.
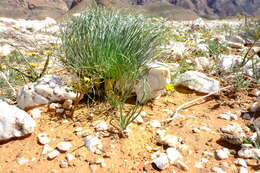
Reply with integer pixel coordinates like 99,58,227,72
37,133,50,145
59,160,69,168
152,152,169,170
175,160,189,171
48,149,60,160
56,141,72,152
215,148,230,160
41,144,53,155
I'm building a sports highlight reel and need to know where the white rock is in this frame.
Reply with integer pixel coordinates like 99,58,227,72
219,55,243,71
133,113,144,124
16,157,30,165
0,44,14,55
56,108,64,114
49,103,62,110
191,18,206,28
192,128,200,133
160,135,181,147
194,162,203,168
175,71,220,93
135,62,171,102
238,148,260,159
37,133,50,145
59,160,69,168
239,167,248,173
47,149,60,160
17,75,77,110
56,141,72,152
212,167,226,173
65,153,74,161
215,148,230,160
199,126,211,132
93,121,109,131
226,41,244,49
84,135,103,154
234,159,247,167
194,57,211,70
156,129,166,138
41,144,53,155
166,147,183,164
0,100,36,141
29,108,42,119
227,35,245,44
218,112,237,120
149,120,161,128
152,152,169,170
63,99,73,110
175,160,189,171
220,123,245,137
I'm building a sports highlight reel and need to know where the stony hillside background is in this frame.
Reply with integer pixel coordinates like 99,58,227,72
0,0,259,20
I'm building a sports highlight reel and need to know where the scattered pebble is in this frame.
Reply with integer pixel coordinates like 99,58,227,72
48,149,60,160
234,159,247,167
218,112,237,120
84,136,103,154
160,135,181,147
93,121,109,131
192,128,200,133
29,108,42,119
65,153,74,161
59,160,69,168
238,148,260,158
56,141,72,152
215,148,230,160
63,99,73,110
37,133,51,145
239,167,248,173
49,103,61,110
149,120,161,128
175,160,189,171
16,157,29,165
212,167,226,173
134,113,144,124
220,123,245,137
41,144,53,155
199,126,211,132
166,147,183,164
152,152,169,170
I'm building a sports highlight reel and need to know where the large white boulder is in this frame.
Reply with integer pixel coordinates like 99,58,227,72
17,75,77,110
175,71,220,93
0,100,36,141
135,63,171,103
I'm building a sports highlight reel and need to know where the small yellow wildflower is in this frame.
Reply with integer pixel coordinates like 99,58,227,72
43,50,52,55
28,63,37,68
50,45,57,49
165,83,174,91
156,51,161,57
0,54,7,57
83,77,91,82
25,52,39,56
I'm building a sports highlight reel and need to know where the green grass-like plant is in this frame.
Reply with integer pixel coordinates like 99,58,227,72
59,8,168,133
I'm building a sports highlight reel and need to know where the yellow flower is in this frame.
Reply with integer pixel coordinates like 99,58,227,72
43,50,52,55
0,54,7,57
25,51,39,56
165,83,174,91
28,63,37,68
83,77,91,82
50,45,57,49
156,51,161,57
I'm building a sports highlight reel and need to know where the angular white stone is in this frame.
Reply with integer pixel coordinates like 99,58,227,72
212,167,226,173
175,71,220,93
215,148,230,160
149,120,161,128
234,159,247,167
47,149,60,160
0,100,36,141
160,135,181,147
238,148,260,159
175,160,189,171
166,147,183,164
220,123,245,137
41,144,53,155
37,133,50,145
152,152,169,170
84,136,103,154
65,153,74,161
56,141,72,152
135,62,171,102
29,108,42,119
93,121,109,131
